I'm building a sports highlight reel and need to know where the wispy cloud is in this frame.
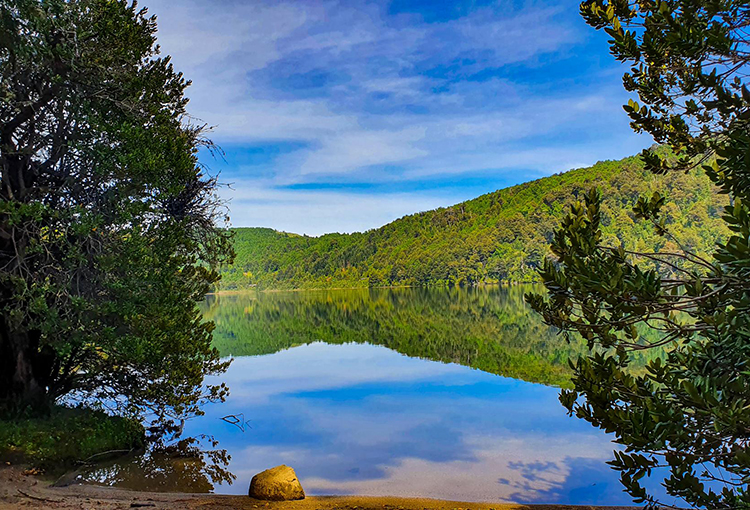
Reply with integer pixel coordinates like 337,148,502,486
224,181,448,235
184,342,654,503
144,0,648,233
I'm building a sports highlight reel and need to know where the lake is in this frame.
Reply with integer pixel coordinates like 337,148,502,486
76,286,669,505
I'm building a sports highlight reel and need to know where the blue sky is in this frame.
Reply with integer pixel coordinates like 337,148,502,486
146,0,650,235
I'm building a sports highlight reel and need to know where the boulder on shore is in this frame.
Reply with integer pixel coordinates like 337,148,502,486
248,465,305,501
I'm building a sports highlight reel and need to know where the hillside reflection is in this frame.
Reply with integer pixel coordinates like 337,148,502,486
73,287,670,505
204,286,658,387
204,285,578,386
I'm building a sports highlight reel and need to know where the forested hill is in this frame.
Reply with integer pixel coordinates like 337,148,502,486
220,153,730,290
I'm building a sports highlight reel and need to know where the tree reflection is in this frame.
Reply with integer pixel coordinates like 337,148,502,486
75,437,235,493
204,286,663,387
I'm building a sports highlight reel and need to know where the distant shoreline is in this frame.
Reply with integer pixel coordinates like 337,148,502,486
208,281,534,296
208,284,415,295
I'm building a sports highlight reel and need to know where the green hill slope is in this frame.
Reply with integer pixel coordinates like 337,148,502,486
221,153,729,290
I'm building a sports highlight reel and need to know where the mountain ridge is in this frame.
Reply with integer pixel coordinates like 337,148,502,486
220,152,729,290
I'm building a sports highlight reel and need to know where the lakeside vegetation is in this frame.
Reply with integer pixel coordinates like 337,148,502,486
221,152,729,290
0,0,231,426
0,407,144,471
0,0,231,473
526,1,750,507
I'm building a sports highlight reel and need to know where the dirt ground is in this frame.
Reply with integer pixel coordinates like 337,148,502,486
0,464,635,510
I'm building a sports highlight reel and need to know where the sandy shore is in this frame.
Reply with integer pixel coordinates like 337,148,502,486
0,465,634,510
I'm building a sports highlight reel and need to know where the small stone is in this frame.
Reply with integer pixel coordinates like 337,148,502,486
248,465,305,501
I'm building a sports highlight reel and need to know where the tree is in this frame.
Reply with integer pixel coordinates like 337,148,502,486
527,1,750,508
0,0,233,426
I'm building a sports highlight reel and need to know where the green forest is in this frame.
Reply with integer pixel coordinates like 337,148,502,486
220,150,729,289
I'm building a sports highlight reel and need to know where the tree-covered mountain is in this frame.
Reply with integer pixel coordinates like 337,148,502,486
221,152,729,290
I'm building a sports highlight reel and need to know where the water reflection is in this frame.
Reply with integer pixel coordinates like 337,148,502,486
76,286,669,504
75,437,235,492
183,342,662,503
204,286,585,387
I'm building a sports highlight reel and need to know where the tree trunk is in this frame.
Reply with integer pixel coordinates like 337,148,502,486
0,318,49,412
0,150,51,411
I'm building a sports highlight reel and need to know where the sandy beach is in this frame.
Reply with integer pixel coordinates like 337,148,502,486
0,465,635,510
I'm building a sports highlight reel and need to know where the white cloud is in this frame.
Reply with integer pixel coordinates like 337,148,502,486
192,342,626,502
302,434,615,502
141,0,647,233
211,343,466,404
298,127,428,176
148,0,308,74
194,98,357,142
223,182,448,235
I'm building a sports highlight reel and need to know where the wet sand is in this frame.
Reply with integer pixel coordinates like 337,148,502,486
0,465,636,510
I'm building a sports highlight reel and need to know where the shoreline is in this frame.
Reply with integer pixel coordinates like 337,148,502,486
1,465,635,510
208,281,536,296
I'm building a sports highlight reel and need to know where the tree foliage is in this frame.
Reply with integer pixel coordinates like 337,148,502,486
0,0,233,424
223,154,728,290
527,1,750,508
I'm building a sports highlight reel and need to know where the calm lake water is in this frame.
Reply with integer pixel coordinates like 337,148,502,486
77,286,670,505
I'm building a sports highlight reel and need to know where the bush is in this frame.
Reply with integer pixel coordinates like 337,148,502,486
0,406,144,471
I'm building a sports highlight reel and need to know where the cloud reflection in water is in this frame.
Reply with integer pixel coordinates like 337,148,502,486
178,342,647,504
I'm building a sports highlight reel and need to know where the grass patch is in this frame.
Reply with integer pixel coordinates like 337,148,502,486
0,405,145,471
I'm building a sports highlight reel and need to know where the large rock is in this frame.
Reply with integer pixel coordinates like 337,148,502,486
248,465,305,501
